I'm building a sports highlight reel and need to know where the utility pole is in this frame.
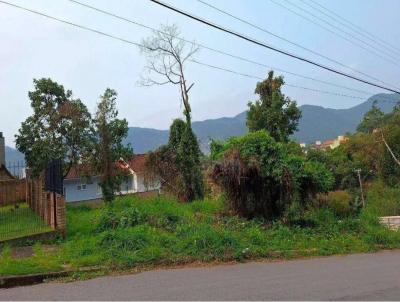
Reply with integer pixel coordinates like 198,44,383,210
355,168,365,208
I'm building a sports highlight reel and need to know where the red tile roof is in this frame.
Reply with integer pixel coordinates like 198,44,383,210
65,154,148,180
65,164,92,180
128,154,147,174
322,140,335,147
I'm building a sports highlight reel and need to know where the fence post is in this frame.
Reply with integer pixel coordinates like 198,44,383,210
56,194,66,237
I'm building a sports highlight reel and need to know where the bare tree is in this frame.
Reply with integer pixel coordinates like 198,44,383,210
140,24,199,125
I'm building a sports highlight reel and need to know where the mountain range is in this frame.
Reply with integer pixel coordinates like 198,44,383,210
124,93,399,153
5,93,399,162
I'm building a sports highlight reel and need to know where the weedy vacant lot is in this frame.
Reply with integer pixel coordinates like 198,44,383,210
1,188,400,277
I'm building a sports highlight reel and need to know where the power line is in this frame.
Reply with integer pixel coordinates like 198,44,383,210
192,59,400,105
282,0,400,65
191,60,366,100
307,0,400,56
69,0,400,102
199,0,400,69
1,0,399,105
68,0,374,96
299,0,400,58
270,0,400,67
0,0,142,46
148,0,400,94
1,0,394,103
195,0,383,79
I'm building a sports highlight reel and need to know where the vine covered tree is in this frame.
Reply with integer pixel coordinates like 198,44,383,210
247,71,301,142
16,78,92,177
89,88,133,203
211,131,333,219
146,119,203,201
140,24,203,201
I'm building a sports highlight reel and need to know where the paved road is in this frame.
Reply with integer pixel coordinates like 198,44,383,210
1,251,400,300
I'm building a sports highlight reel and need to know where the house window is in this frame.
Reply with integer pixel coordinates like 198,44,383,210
77,184,87,191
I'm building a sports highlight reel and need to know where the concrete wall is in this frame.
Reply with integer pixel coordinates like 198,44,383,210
136,173,160,193
63,173,161,203
63,176,101,203
380,216,400,230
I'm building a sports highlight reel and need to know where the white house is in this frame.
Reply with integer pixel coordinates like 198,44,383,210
63,154,160,202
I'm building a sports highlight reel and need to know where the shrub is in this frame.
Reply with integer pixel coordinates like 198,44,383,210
325,190,353,217
211,131,291,220
211,131,334,220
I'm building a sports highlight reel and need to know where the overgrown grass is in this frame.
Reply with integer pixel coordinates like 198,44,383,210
364,181,400,217
1,191,399,277
0,203,52,241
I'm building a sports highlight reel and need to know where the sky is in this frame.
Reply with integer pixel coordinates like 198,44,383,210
0,0,400,147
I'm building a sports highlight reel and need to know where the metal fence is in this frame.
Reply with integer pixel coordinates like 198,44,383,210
0,160,65,242
0,179,26,207
0,202,51,241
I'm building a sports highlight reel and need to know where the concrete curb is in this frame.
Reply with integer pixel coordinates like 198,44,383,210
0,231,58,248
0,267,101,288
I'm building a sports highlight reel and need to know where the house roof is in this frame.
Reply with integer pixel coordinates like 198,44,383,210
322,140,335,147
65,164,92,180
0,164,15,181
65,154,148,180
128,154,147,173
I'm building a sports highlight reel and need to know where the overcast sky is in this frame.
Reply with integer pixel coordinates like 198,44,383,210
1,0,400,147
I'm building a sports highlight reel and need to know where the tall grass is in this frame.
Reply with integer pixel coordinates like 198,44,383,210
364,181,400,216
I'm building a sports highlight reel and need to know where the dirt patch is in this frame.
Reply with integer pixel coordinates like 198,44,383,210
10,245,59,259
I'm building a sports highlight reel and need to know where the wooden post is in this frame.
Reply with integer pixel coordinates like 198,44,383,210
355,169,365,208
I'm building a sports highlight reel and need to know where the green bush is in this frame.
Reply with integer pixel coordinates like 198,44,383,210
211,130,334,220
325,190,353,217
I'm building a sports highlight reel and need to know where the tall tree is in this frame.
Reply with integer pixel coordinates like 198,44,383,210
140,24,204,201
247,71,301,142
90,88,132,203
356,100,385,133
16,78,92,178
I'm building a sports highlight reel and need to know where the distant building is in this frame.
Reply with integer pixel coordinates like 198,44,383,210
299,143,306,148
321,139,335,150
63,154,161,203
330,135,348,149
311,135,348,151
